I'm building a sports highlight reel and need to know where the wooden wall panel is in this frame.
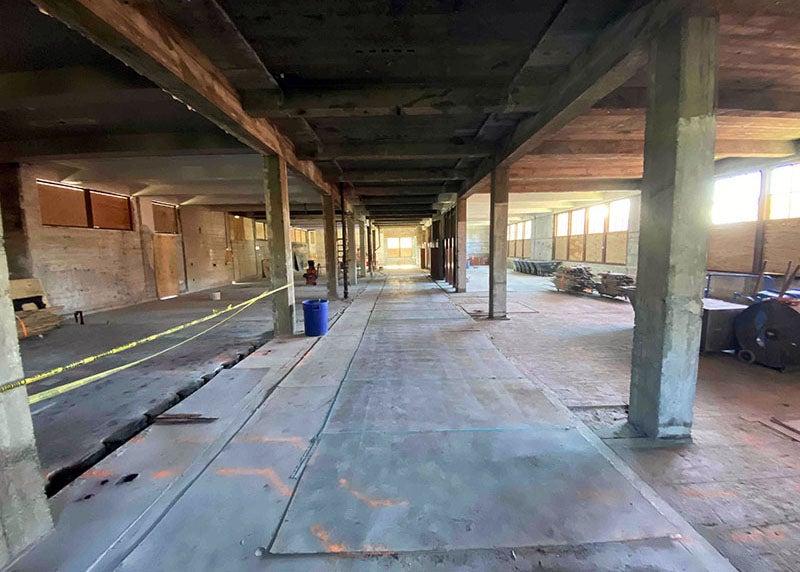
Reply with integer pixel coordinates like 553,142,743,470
605,232,628,264
568,235,585,261
585,234,604,263
153,233,182,298
153,204,178,234
706,222,757,272
38,184,87,227
764,218,800,273
554,236,568,260
90,192,132,230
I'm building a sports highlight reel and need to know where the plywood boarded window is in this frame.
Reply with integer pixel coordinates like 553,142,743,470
555,199,631,265
38,181,89,228
567,209,586,261
153,203,179,234
255,221,267,240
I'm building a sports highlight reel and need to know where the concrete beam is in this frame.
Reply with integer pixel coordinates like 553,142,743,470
31,0,335,196
304,141,494,161
488,166,509,319
264,155,296,336
629,10,718,439
0,132,248,162
241,84,547,118
343,170,469,184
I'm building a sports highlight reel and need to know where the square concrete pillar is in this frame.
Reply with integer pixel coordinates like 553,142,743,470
0,204,52,568
489,166,509,319
629,11,718,439
455,198,468,293
357,219,367,277
346,213,357,286
322,194,339,300
264,155,296,337
366,219,374,276
0,164,34,280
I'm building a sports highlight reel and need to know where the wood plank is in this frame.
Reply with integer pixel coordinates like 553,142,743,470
706,222,757,272
605,231,628,264
585,233,604,263
153,233,182,298
763,218,800,273
306,141,494,161
31,0,335,196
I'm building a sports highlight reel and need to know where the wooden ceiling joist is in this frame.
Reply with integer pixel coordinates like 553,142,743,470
30,0,335,195
303,141,495,161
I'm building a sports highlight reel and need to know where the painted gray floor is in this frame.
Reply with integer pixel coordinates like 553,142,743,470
20,280,345,481
13,270,733,571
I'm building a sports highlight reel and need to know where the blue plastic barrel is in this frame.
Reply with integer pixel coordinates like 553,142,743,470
302,299,329,336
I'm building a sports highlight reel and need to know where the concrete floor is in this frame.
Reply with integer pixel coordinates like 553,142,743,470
11,269,732,571
20,280,349,491
461,266,800,572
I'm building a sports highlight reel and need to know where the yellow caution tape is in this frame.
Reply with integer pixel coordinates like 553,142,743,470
0,284,290,398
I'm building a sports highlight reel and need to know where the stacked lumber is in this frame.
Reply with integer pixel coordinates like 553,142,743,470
553,266,595,293
15,307,62,338
596,273,636,298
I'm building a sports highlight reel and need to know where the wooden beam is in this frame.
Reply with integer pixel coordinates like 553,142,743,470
343,169,469,183
472,178,643,194
0,132,248,161
599,86,800,114
31,0,335,195
304,141,494,161
462,0,688,196
531,138,798,158
350,186,447,197
242,84,547,118
360,195,439,205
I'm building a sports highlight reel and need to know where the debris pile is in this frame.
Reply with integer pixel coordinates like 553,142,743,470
15,307,62,338
596,272,636,299
553,266,595,294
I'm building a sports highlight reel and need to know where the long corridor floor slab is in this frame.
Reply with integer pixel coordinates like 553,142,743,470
18,271,734,571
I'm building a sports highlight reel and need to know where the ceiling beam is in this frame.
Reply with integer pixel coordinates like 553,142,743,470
343,169,469,183
31,0,335,196
360,195,439,205
0,132,249,161
598,86,800,114
303,141,495,161
241,84,547,118
471,178,643,194
530,139,798,158
462,0,687,197
350,186,447,196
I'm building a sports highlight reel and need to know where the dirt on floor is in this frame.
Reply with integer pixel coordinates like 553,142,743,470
461,266,800,572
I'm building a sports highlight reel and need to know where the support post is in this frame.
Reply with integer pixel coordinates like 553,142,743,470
0,164,34,280
0,203,52,568
322,193,339,300
629,10,718,439
346,213,357,286
339,185,349,299
489,166,509,319
366,218,374,277
455,197,468,293
264,155,296,336
357,218,367,277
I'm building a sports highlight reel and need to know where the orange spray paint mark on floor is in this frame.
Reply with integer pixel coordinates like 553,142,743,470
310,524,349,553
82,469,113,479
338,478,409,509
234,435,307,449
152,469,177,479
215,467,293,497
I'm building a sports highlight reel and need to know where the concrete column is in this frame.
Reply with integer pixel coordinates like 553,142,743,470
366,219,374,276
488,166,509,319
629,11,718,439
264,155,296,336
346,213,357,286
0,203,52,568
322,193,339,300
455,198,468,293
357,218,367,277
0,164,34,280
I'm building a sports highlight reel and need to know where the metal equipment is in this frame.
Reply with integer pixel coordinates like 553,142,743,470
734,299,800,370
